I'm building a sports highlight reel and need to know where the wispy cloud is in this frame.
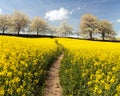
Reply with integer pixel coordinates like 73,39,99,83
77,7,81,10
45,8,72,21
0,8,2,14
117,19,120,23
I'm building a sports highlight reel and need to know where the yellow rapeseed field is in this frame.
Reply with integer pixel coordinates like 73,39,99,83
0,36,61,96
1,36,120,96
58,38,120,96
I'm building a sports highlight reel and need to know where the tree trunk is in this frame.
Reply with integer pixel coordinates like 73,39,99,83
3,27,8,34
37,28,39,36
3,28,5,34
90,31,92,39
102,32,105,40
18,28,21,35
65,33,66,37
51,31,53,36
64,31,67,37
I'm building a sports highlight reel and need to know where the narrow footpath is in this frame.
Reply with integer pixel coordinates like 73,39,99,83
44,54,64,96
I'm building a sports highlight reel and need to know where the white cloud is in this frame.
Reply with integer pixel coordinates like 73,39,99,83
116,32,120,37
0,9,2,14
77,7,81,10
45,8,72,21
117,19,120,23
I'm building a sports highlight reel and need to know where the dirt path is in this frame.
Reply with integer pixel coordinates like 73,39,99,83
44,54,63,96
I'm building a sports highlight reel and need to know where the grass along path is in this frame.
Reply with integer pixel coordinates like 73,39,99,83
44,53,64,96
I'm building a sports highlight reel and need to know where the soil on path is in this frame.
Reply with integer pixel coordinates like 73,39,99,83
44,54,64,96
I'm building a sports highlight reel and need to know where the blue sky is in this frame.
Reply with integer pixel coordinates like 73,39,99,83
0,0,120,36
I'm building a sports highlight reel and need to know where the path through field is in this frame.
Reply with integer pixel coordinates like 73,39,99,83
44,54,63,96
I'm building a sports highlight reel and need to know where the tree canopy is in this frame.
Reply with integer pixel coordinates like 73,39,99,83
30,16,47,35
0,14,10,34
97,20,116,40
10,11,30,34
80,14,97,39
58,22,73,37
79,13,116,40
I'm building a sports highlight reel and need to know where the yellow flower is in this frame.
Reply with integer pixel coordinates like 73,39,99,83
0,88,5,95
112,67,118,73
96,74,103,80
16,88,21,94
94,62,100,66
82,73,87,77
0,71,5,76
93,85,99,93
114,94,119,96
14,77,20,83
87,81,92,86
107,75,111,81
98,89,102,94
100,80,105,84
110,77,115,83
90,74,94,80
7,72,12,77
8,88,13,94
105,84,110,90
22,94,26,96
116,84,120,92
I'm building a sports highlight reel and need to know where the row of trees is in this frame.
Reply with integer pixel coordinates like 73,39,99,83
0,11,116,40
0,11,29,34
79,14,116,40
0,11,73,36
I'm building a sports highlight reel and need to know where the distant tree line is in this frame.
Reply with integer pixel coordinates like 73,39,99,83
0,11,116,40
0,10,73,37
